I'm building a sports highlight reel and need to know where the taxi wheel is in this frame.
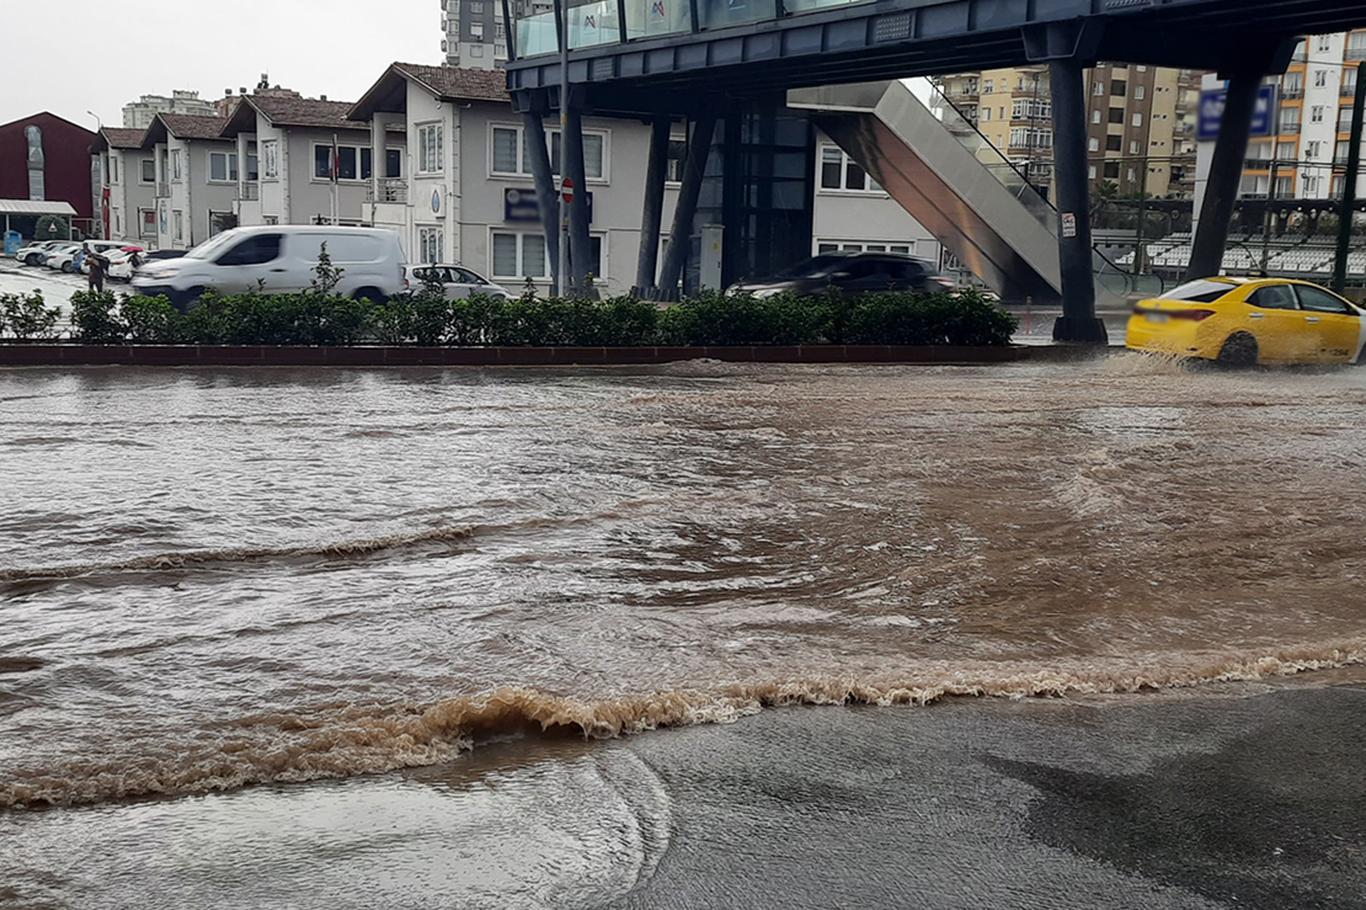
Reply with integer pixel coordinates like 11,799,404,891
1216,332,1258,367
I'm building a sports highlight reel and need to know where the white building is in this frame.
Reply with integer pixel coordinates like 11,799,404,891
222,91,407,230
93,127,157,245
138,113,237,251
121,91,221,130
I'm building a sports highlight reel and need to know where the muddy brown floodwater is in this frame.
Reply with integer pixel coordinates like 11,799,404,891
1,357,1365,907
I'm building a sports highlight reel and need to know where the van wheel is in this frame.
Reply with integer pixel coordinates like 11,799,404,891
352,287,386,305
1216,332,1258,367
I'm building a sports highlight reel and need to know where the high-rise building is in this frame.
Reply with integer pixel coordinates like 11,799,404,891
1224,30,1366,201
442,0,543,67
121,91,220,130
937,64,1202,200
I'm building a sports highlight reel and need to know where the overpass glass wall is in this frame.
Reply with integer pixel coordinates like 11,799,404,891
515,0,866,56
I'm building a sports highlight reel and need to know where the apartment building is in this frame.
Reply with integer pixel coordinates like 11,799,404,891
121,91,221,130
1227,30,1366,201
442,0,517,67
939,63,1199,199
139,114,238,251
92,127,157,245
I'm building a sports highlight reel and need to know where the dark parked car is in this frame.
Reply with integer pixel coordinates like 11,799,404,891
727,251,956,299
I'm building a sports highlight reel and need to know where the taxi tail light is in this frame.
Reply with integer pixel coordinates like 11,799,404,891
1171,309,1216,321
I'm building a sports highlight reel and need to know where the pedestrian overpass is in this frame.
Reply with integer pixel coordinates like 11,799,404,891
502,0,1366,340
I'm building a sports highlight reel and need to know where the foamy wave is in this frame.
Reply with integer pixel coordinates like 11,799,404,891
4,640,1364,810
0,526,475,582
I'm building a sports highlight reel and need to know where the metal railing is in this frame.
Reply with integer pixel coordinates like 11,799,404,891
155,182,170,198
366,179,409,204
235,183,260,201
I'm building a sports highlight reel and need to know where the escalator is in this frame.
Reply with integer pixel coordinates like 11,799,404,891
788,80,1135,307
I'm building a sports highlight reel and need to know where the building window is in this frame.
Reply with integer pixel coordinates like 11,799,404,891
419,226,444,263
983,79,993,93
209,151,239,183
1108,108,1124,124
140,158,155,183
1315,70,1329,88
247,151,259,181
419,122,444,174
1011,99,1051,120
1092,81,1105,96
1129,140,1139,154
471,0,484,10
1091,109,1102,124
470,21,484,38
818,145,880,191
110,157,119,184
1307,140,1323,158
1318,35,1332,52
171,149,182,180
1088,165,1097,179
1111,80,1127,96
139,208,155,236
1131,112,1143,127
492,230,548,278
262,140,280,178
1311,106,1325,124
1088,137,1099,152
1103,162,1120,179
816,240,914,255
312,144,367,181
491,125,607,180
981,107,991,122
1106,134,1122,151
1134,85,1146,100
470,44,485,57
173,210,184,240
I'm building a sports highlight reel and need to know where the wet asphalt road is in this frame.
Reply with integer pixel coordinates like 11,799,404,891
601,684,1366,910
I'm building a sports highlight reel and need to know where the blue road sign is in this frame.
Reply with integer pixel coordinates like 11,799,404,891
1197,85,1277,141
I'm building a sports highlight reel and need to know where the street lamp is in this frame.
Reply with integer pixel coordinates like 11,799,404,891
86,110,102,132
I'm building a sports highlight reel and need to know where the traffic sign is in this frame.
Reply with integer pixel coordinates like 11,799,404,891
561,177,575,204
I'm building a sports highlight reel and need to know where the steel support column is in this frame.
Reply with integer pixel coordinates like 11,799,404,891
1186,73,1261,282
563,105,594,296
1334,62,1366,294
634,116,671,293
1049,59,1107,344
522,111,562,296
659,116,717,299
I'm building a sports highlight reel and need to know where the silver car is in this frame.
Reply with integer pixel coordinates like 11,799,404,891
404,264,509,300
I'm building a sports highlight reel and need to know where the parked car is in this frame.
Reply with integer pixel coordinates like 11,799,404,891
101,248,147,282
76,241,140,275
1126,276,1366,366
35,242,81,269
403,263,509,300
727,251,956,299
13,240,65,266
132,226,407,309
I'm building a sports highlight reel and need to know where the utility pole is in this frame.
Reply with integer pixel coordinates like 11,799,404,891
1261,156,1279,274
557,0,570,298
1334,62,1366,294
1133,155,1148,276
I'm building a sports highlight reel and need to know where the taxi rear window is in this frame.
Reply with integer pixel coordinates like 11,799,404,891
1160,280,1237,303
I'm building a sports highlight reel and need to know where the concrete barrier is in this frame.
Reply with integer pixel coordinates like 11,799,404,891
0,344,1085,368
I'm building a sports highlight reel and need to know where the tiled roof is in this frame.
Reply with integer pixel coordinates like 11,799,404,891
250,95,368,129
392,63,510,102
159,114,230,139
101,127,145,149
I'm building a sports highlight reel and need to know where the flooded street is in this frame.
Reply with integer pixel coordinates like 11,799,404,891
3,357,1366,907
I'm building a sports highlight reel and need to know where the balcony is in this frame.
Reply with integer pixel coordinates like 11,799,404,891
1348,47,1366,61
235,183,260,201
945,86,980,100
366,179,409,204
155,182,170,198
1343,83,1360,98
1281,88,1304,100
1279,122,1301,134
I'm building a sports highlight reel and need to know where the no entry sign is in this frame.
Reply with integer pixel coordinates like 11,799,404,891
561,177,575,204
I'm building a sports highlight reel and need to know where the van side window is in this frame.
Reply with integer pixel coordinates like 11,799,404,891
217,234,282,266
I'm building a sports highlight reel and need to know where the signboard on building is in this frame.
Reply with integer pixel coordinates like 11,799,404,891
1197,85,1277,141
504,188,593,223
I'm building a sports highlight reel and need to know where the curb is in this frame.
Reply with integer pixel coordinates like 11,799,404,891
0,344,1090,368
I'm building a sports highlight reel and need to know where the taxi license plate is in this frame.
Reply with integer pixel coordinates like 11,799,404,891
1145,312,1170,323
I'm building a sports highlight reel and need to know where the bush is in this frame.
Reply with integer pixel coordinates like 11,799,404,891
122,295,182,344
21,286,1018,348
0,291,61,341
69,290,126,344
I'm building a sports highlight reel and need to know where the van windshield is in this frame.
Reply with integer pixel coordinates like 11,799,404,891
184,231,241,261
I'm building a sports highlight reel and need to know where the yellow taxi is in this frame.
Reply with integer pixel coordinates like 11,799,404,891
1126,277,1366,365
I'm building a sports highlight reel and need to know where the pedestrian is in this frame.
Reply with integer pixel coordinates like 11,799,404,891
86,245,107,293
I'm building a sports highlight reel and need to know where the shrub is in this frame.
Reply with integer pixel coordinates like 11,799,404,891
0,291,61,341
122,295,182,344
69,290,126,344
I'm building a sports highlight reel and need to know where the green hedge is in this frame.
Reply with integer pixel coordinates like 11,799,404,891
24,288,1018,347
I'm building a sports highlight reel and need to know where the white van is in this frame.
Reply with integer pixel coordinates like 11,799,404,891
132,225,406,309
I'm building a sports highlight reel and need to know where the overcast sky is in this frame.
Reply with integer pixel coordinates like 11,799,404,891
4,0,442,129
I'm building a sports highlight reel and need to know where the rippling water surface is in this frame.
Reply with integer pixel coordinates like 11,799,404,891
2,358,1366,902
